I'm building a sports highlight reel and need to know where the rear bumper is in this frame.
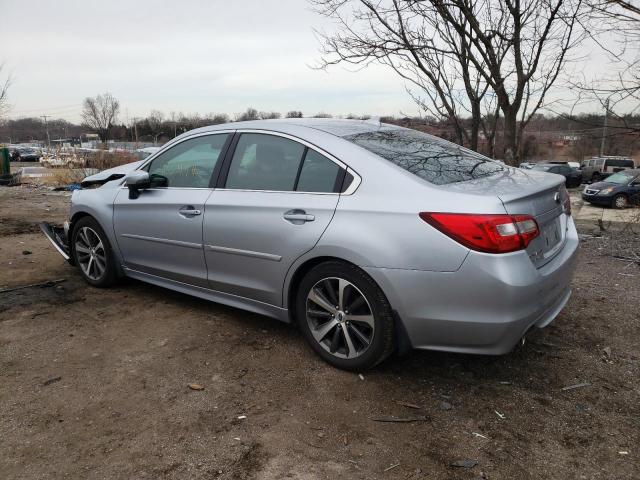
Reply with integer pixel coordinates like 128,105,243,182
40,222,73,263
365,218,580,355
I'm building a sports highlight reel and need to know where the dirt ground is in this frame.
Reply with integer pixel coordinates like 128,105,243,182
0,184,638,480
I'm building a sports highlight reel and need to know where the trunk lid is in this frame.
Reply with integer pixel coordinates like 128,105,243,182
444,168,569,268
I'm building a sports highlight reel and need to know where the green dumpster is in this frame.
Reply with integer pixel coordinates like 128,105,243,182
0,146,10,176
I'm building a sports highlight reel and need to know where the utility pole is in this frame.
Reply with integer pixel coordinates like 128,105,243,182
599,98,609,157
40,115,51,149
132,117,139,145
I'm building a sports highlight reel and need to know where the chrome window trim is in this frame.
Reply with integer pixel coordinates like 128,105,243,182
123,128,362,195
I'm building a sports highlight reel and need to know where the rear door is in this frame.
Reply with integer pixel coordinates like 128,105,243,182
113,132,231,287
203,132,344,306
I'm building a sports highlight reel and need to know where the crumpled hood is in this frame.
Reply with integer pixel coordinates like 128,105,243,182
81,160,144,188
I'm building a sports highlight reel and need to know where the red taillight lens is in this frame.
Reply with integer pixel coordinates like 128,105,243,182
419,212,539,254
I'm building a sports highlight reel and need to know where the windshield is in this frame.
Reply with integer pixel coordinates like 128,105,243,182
605,172,634,184
342,128,503,185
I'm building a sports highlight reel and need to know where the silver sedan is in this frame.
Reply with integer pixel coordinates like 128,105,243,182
42,119,579,370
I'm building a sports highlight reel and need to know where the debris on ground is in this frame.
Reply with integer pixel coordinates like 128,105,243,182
383,463,400,472
371,416,428,423
0,278,67,294
43,376,62,386
494,410,505,419
450,459,478,469
188,383,205,391
561,382,591,391
396,401,422,409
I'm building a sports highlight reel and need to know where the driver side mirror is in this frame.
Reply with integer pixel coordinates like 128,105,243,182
124,171,150,199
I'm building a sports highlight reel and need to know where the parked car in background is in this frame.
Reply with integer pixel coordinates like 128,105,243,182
582,169,640,208
549,160,580,170
41,119,578,370
581,156,635,183
531,163,583,188
11,147,42,162
519,162,534,169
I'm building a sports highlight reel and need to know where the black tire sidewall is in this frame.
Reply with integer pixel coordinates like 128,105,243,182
296,261,394,371
71,217,117,287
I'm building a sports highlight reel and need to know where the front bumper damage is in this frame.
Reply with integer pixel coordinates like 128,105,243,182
40,222,73,263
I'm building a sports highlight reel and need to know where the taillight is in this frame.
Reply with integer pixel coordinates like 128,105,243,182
559,186,571,216
419,212,539,254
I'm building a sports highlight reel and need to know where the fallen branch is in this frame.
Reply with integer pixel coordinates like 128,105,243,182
0,278,67,294
372,416,428,423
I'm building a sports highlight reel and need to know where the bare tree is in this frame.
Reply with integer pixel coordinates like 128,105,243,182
81,93,120,144
312,0,586,164
564,0,640,138
286,110,304,118
259,110,281,119
236,107,260,121
0,64,12,118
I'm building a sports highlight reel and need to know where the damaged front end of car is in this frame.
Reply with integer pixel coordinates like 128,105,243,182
40,222,73,264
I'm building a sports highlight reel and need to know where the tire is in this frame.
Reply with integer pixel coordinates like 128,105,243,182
71,216,118,287
296,261,395,371
612,193,628,209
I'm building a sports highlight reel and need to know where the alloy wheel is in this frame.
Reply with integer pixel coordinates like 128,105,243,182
306,277,375,359
615,195,628,209
75,226,107,280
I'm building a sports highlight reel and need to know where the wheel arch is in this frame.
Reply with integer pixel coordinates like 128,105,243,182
285,254,413,356
285,255,352,323
69,210,125,277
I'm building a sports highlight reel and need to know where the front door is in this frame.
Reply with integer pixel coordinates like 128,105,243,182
203,132,344,306
113,132,231,287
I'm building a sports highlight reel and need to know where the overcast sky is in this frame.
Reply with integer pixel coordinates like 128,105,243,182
0,0,625,124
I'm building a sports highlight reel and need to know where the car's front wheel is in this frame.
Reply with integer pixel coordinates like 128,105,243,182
71,216,118,287
612,193,628,209
296,261,395,371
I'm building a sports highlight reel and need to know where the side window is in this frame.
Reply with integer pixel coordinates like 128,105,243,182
595,159,604,167
548,166,560,174
296,149,341,193
147,134,229,188
225,134,305,191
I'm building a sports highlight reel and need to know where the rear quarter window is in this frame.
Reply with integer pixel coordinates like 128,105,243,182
605,159,634,168
342,128,503,185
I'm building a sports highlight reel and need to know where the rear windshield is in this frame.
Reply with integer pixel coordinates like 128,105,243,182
605,159,634,168
342,128,503,185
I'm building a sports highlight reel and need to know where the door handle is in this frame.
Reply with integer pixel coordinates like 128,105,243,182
179,206,202,217
283,209,315,224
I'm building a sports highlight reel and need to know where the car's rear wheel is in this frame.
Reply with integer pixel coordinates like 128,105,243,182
72,216,118,287
612,193,628,209
296,261,395,371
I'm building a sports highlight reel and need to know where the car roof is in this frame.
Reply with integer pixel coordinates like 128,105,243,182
617,168,640,175
191,118,401,138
